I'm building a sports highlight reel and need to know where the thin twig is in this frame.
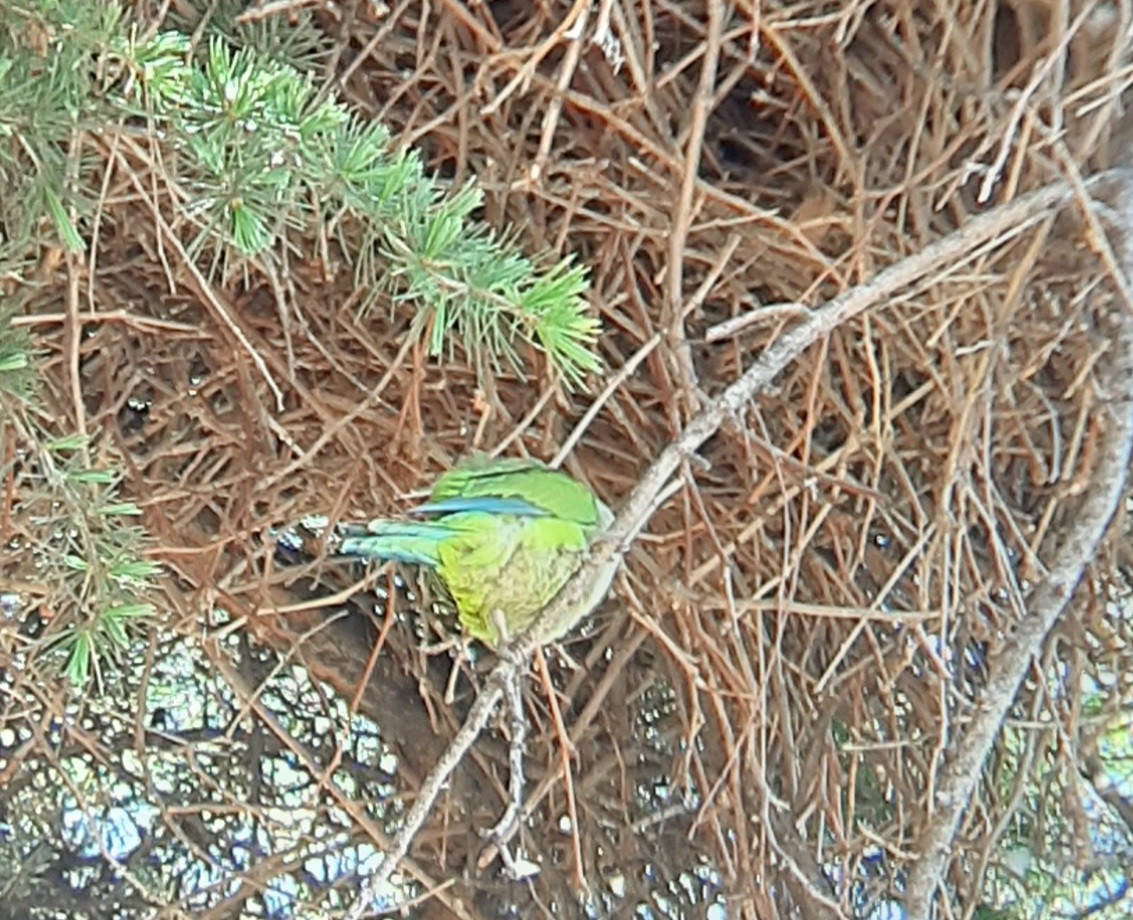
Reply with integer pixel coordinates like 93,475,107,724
112,153,288,411
343,660,512,918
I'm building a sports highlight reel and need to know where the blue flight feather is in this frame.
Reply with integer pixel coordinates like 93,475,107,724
412,496,547,517
336,520,456,567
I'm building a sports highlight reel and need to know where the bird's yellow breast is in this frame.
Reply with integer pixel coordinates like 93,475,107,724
436,515,590,646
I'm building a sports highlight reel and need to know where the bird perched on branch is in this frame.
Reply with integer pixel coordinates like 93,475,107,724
335,455,617,648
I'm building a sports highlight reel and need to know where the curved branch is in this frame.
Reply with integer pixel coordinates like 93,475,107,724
903,175,1133,917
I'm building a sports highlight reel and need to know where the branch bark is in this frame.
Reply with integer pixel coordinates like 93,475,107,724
903,173,1133,917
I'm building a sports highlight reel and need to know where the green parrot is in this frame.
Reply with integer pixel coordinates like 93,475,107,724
336,456,617,648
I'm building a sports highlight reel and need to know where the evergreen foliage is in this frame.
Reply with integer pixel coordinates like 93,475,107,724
0,0,603,686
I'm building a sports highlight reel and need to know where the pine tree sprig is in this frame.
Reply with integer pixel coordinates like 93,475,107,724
106,31,602,384
1,409,160,689
0,302,35,400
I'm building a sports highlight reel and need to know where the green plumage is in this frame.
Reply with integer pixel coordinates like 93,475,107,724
337,456,616,647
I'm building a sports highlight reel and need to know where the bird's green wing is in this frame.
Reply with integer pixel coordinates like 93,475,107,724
425,455,601,526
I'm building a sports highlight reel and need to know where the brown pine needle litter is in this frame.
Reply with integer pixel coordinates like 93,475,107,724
4,1,1133,918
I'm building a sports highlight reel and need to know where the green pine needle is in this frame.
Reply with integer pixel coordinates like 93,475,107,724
107,29,602,384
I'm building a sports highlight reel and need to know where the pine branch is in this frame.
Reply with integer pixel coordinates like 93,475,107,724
113,31,601,384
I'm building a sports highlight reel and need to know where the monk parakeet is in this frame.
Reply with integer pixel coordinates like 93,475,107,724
336,456,617,648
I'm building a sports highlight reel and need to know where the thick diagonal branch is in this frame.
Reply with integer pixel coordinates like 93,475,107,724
343,176,1077,917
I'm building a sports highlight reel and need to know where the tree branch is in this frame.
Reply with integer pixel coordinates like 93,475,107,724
903,173,1133,917
343,176,1084,917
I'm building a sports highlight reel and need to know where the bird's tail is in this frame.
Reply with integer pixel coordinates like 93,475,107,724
335,520,452,566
